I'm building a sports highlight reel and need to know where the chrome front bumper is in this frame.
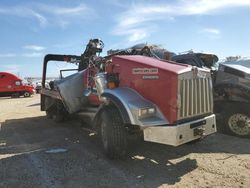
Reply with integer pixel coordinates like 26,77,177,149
143,114,216,146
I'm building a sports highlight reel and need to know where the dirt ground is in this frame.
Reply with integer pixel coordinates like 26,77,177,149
0,95,249,188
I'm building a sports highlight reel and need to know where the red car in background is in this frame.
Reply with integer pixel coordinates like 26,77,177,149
0,72,34,98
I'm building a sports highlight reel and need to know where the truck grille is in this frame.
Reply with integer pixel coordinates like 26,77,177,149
178,77,213,120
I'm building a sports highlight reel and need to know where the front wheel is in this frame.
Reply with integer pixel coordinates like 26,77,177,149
100,106,127,159
222,103,250,138
23,91,31,97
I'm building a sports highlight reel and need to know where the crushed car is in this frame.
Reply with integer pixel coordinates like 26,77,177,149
213,58,250,137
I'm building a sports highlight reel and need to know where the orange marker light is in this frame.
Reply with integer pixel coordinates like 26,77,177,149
108,82,116,89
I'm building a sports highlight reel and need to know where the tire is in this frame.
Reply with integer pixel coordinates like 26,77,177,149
23,91,31,97
11,93,20,98
45,98,66,123
52,101,66,123
44,97,55,119
100,106,127,159
52,113,64,123
45,110,53,119
221,103,250,138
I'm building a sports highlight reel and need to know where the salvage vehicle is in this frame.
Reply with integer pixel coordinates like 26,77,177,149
213,59,250,137
0,72,34,98
108,45,250,137
40,39,216,159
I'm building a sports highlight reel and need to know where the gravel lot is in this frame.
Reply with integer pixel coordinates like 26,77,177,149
0,95,250,188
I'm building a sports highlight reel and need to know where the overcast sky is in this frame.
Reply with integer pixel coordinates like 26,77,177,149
0,0,250,77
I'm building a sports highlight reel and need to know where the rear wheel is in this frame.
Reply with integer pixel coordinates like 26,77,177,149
45,109,54,119
11,93,20,98
52,101,67,123
45,97,67,123
52,112,64,123
45,96,55,119
222,103,250,138
100,106,127,159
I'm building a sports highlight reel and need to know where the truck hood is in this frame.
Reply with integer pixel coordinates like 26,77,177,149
115,55,192,75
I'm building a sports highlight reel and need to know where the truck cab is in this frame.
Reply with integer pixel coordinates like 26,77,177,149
0,72,34,98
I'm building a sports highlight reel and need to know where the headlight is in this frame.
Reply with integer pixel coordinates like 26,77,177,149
138,107,155,117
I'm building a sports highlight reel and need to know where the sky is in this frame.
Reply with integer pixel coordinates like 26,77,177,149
0,0,250,77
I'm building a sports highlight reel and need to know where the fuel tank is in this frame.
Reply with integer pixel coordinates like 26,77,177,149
109,55,191,124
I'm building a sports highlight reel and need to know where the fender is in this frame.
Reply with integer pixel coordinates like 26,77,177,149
101,87,169,127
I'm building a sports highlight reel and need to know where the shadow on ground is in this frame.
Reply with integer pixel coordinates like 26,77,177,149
0,116,249,188
27,103,40,107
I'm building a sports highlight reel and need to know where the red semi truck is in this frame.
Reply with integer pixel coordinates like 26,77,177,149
41,39,217,159
0,72,34,98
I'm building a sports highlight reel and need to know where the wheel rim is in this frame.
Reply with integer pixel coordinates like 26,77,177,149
228,113,250,136
101,121,108,149
24,92,30,97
